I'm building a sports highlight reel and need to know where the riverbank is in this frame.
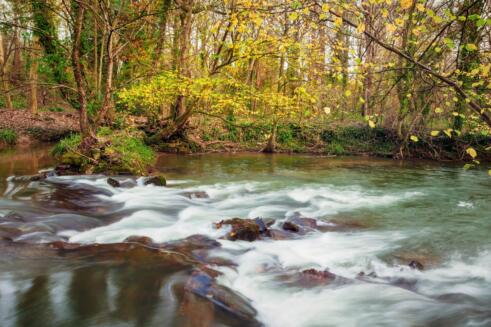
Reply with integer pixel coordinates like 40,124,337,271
0,109,78,150
1,111,489,164
148,123,491,162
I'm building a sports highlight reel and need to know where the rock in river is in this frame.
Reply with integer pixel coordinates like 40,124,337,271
184,270,258,323
144,175,167,186
214,218,270,242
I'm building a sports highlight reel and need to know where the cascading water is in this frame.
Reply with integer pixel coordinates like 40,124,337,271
1,150,490,327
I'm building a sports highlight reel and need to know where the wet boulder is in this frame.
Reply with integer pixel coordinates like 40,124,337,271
282,221,300,233
214,218,270,242
184,270,258,323
144,175,167,186
107,178,120,188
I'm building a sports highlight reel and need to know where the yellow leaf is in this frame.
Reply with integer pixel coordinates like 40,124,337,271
357,23,366,33
443,129,453,137
488,170,491,176
368,120,376,128
386,23,397,33
400,0,413,9
430,131,440,136
435,107,443,113
410,135,419,142
345,90,352,97
466,147,477,159
416,3,425,11
322,4,330,12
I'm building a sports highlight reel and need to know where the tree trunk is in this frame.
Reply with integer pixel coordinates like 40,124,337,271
262,121,277,153
0,33,13,110
71,1,95,145
96,30,114,125
168,0,194,131
29,36,40,114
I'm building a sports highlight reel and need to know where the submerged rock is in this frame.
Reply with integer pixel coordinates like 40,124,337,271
268,229,295,240
144,175,167,186
183,191,209,199
301,268,337,281
184,270,258,322
280,268,353,289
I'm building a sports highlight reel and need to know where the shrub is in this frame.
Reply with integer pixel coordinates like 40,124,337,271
0,129,17,145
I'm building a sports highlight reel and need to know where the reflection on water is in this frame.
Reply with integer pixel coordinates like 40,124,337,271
0,147,491,326
0,146,54,191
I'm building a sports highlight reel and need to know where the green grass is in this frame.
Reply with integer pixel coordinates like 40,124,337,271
0,129,17,145
52,133,81,156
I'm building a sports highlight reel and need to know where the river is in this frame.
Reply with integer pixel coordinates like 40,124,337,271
0,146,490,327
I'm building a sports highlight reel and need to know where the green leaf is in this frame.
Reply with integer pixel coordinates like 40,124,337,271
476,19,486,27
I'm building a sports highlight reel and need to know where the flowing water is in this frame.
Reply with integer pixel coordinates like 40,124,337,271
0,147,490,327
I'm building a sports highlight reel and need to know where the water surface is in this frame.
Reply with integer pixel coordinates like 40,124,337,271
1,148,490,327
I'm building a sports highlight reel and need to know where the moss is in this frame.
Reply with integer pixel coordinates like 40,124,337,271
52,130,155,175
0,129,18,145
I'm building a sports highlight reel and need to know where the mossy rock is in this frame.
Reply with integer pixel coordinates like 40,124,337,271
53,131,156,176
144,175,167,186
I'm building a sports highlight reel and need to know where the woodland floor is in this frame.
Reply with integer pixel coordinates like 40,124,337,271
0,109,79,146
